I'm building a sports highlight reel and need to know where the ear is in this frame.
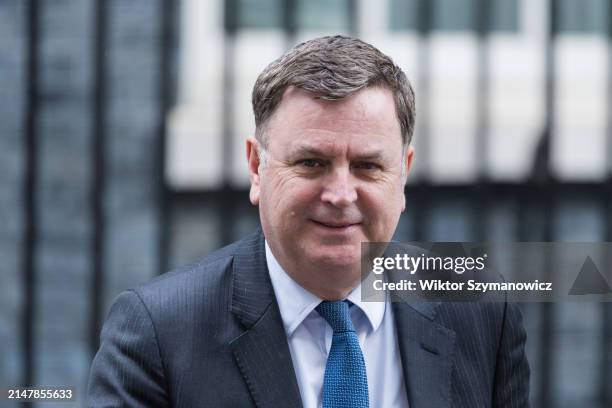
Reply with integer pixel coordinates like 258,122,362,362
401,146,414,212
246,137,262,205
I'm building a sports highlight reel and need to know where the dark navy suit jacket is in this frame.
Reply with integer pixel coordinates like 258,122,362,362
87,231,530,407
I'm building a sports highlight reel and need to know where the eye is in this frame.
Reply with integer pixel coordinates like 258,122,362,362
299,159,324,168
353,162,381,171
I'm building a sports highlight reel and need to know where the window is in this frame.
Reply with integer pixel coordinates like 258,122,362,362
434,0,476,31
390,0,519,33
557,0,608,34
490,0,518,32
296,0,351,31
235,0,283,29
389,0,419,31
232,0,351,31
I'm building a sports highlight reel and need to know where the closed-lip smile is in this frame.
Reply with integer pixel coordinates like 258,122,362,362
311,219,361,228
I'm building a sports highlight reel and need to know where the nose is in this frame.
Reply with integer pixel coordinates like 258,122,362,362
320,167,357,208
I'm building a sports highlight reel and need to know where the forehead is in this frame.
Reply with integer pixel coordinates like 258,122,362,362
265,86,403,152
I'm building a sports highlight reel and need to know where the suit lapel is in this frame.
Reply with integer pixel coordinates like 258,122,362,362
229,232,303,408
391,293,456,408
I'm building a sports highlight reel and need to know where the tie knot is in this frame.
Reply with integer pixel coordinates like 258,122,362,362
316,300,355,333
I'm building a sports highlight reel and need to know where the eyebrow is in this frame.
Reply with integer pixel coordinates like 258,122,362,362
287,145,387,162
287,146,330,158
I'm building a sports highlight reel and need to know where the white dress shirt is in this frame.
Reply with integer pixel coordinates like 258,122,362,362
265,241,410,408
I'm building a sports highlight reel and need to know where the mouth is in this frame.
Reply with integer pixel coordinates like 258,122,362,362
311,220,361,229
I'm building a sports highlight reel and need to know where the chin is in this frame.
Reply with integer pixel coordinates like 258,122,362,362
307,245,362,269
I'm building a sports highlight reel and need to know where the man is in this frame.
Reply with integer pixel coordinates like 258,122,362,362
88,36,530,407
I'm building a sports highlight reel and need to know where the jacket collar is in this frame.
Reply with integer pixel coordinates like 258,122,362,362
387,267,456,408
229,231,303,408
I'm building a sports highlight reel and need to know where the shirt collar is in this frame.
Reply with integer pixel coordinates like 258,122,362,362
265,240,385,337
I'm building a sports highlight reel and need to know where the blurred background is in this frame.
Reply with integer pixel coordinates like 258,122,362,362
1,0,611,406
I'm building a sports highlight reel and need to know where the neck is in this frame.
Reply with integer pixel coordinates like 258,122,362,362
283,264,361,301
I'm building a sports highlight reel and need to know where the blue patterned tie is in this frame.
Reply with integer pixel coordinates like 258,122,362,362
316,300,369,408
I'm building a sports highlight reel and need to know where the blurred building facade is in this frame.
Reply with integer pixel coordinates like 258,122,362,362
168,0,610,188
1,0,611,407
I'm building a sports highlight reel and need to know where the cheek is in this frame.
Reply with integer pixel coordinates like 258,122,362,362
359,183,405,223
261,175,320,218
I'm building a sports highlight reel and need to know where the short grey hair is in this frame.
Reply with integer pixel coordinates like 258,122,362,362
251,35,416,150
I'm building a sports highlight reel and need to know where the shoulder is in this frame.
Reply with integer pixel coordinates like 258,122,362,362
138,238,240,295
433,300,527,369
435,299,522,336
114,231,264,325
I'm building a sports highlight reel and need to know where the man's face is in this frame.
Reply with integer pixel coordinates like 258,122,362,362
246,86,413,299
